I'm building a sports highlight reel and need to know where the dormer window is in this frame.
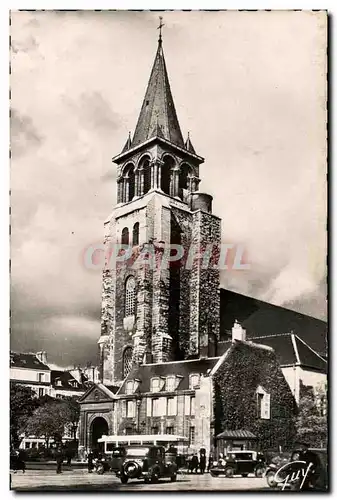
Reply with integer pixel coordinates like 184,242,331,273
150,377,161,393
56,379,62,387
189,374,200,390
166,376,176,392
126,380,134,395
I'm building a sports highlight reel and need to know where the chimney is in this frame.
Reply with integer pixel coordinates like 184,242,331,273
231,320,246,342
36,351,48,365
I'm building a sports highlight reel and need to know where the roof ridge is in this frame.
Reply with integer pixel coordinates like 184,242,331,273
143,357,220,367
250,333,291,339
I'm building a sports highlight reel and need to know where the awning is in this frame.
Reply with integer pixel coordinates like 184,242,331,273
215,430,257,440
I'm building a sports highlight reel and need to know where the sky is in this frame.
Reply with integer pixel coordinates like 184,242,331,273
10,10,327,367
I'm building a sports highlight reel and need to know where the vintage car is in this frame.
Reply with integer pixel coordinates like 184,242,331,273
210,450,266,478
115,445,178,484
265,448,328,491
95,447,126,474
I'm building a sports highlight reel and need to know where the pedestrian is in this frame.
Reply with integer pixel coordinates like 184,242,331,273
55,446,63,474
199,449,206,475
296,441,320,490
87,449,94,473
191,454,199,474
207,454,213,472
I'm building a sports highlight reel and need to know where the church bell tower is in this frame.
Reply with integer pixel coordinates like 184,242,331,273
98,22,221,386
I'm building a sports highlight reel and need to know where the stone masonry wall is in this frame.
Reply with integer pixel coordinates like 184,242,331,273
189,211,221,357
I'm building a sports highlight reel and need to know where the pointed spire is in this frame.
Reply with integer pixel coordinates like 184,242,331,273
185,131,197,155
131,30,184,149
121,131,132,153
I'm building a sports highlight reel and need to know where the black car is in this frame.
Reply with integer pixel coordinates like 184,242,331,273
210,451,266,478
116,445,178,484
95,447,126,474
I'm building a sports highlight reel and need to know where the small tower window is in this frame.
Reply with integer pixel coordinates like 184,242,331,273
121,227,129,246
123,347,133,378
132,222,139,246
125,276,136,317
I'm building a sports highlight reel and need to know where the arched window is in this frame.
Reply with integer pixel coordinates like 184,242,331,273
179,164,191,190
161,156,174,195
123,347,133,378
125,276,136,316
121,227,129,246
143,159,151,194
123,164,135,202
132,222,139,246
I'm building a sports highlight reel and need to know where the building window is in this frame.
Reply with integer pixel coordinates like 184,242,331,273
166,376,175,392
121,227,129,246
151,378,161,393
38,388,44,397
151,426,159,435
256,387,271,420
56,379,62,387
123,347,133,378
132,222,139,246
126,380,134,395
38,373,45,382
152,398,160,417
166,426,174,435
189,426,195,445
125,427,133,435
127,400,135,418
167,396,177,416
189,374,200,389
125,276,136,317
25,442,30,449
184,395,195,416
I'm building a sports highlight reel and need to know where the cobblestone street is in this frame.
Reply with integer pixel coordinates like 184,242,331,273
11,469,268,492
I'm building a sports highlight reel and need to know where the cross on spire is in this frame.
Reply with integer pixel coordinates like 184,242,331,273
157,16,165,44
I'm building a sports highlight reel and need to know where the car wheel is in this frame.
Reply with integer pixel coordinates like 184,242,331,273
266,471,277,488
120,475,128,484
255,466,266,478
171,473,177,482
241,473,248,478
210,471,219,477
96,464,105,475
224,467,235,478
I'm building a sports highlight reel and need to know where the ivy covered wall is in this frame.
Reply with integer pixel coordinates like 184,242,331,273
213,341,297,450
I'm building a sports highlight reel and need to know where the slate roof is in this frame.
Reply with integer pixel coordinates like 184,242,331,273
217,334,326,372
220,288,327,356
10,351,50,371
118,357,219,395
216,430,257,440
51,370,88,391
131,40,185,149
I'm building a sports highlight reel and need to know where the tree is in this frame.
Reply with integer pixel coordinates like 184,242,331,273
24,401,69,448
296,385,327,448
61,396,80,440
10,383,39,448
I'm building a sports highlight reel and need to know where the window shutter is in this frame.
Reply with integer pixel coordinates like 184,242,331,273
262,393,271,420
171,396,177,416
184,395,190,415
121,400,126,418
146,398,152,417
159,397,166,416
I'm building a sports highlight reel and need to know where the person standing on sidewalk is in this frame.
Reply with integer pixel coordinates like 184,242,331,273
55,446,63,474
87,449,94,473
